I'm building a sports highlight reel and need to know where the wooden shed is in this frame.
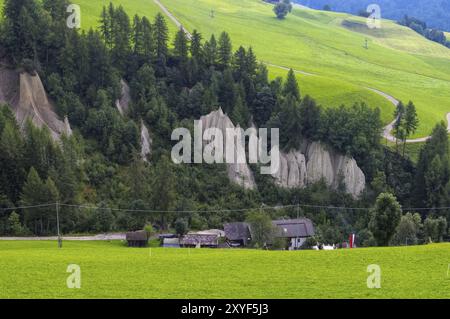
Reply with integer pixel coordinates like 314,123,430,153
224,222,251,247
126,230,148,247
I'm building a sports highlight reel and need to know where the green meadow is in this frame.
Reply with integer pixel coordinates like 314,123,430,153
0,241,448,298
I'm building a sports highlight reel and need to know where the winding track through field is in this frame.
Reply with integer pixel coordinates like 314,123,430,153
154,0,450,143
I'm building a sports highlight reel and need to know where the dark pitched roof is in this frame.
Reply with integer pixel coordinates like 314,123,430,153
181,233,218,246
272,218,315,238
224,222,251,241
126,230,148,241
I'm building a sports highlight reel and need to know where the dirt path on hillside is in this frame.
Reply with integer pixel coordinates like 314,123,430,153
153,0,191,39
154,0,449,143
0,233,126,241
367,87,450,143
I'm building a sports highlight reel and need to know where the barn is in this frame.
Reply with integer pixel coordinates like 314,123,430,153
224,222,251,247
126,230,148,247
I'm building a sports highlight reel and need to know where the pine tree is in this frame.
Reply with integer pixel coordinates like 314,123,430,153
218,31,232,68
173,28,189,62
404,101,419,136
252,86,276,127
393,101,405,151
132,15,144,55
203,34,218,66
141,16,155,62
154,13,169,60
283,69,300,101
99,6,112,48
232,46,247,80
246,47,258,77
190,30,203,60
111,5,131,74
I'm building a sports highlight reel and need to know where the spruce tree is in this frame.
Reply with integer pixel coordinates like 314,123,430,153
283,69,300,101
154,13,169,60
173,28,189,62
218,31,232,68
190,30,203,60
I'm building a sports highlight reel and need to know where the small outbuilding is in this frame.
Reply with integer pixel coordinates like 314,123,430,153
224,222,251,247
126,230,148,247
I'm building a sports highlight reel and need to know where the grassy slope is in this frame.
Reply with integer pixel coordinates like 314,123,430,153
0,241,449,298
156,0,450,137
77,0,177,37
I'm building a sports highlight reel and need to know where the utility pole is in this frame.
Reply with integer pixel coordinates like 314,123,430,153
56,202,62,248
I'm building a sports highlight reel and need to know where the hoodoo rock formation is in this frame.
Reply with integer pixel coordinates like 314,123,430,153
0,65,72,140
273,142,365,197
199,109,365,197
199,109,256,190
115,79,130,116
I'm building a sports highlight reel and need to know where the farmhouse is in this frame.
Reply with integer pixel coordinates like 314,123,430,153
272,218,315,250
224,218,315,249
224,222,252,247
126,230,148,247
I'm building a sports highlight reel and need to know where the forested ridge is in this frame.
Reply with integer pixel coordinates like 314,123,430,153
0,0,448,246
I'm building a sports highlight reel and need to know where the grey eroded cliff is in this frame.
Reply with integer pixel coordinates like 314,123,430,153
199,109,365,197
0,66,72,140
273,142,365,197
199,108,256,190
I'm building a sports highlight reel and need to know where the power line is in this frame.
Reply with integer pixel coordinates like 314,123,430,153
0,203,56,211
1,202,450,214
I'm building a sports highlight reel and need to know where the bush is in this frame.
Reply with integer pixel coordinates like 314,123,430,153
174,218,188,236
8,212,27,236
144,224,154,238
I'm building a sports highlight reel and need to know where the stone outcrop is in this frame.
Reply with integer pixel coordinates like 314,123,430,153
272,150,307,189
140,121,152,162
272,141,365,197
199,108,256,190
199,109,365,197
115,79,130,116
0,66,72,140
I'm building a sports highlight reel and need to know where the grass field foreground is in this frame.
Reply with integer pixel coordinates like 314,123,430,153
0,241,449,298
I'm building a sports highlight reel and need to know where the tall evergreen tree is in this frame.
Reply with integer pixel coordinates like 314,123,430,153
218,31,232,68
190,30,203,60
283,69,300,101
154,13,169,60
141,16,155,62
203,35,218,67
173,28,189,62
